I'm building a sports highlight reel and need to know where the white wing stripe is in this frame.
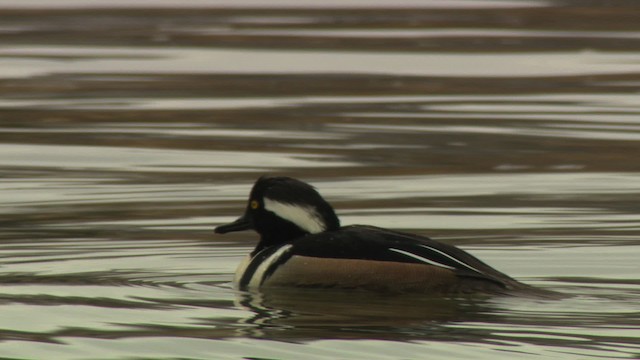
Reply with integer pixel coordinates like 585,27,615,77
388,248,455,270
418,244,485,275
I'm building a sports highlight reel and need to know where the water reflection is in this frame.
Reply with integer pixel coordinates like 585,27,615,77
234,288,499,340
3,47,640,78
0,143,355,172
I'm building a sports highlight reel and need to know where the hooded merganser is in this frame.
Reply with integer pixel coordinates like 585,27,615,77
215,176,530,294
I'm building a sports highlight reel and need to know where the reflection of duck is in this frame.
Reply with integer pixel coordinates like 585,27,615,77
216,176,545,295
233,287,493,340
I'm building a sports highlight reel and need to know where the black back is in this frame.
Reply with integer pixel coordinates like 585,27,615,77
279,225,518,287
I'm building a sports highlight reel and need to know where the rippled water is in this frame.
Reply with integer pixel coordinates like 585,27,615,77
1,1,639,359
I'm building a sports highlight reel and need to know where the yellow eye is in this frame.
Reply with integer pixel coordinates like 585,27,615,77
250,200,259,209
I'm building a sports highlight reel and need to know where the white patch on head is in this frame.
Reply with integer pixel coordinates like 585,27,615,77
263,197,326,234
248,244,293,288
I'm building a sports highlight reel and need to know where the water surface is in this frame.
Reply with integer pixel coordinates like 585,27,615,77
1,1,639,359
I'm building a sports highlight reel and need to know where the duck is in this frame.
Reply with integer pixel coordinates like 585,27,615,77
215,176,533,294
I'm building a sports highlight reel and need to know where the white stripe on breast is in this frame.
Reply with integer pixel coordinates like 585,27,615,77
233,254,252,287
247,244,293,288
263,198,326,234
388,248,455,270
